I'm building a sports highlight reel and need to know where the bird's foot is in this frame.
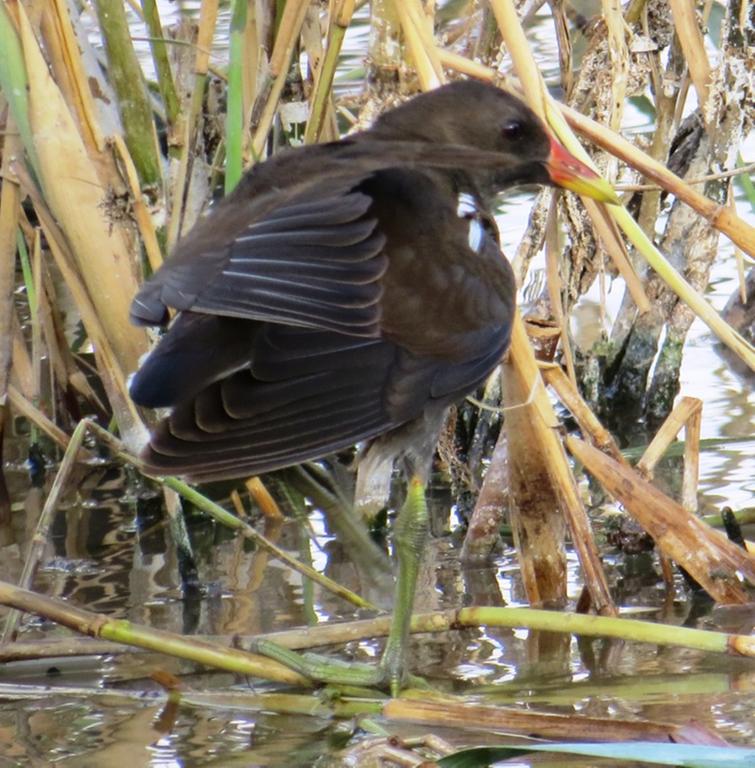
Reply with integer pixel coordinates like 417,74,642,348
250,476,430,696
251,638,382,686
250,638,427,694
376,643,405,699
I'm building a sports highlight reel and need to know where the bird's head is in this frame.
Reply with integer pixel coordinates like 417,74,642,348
371,80,617,204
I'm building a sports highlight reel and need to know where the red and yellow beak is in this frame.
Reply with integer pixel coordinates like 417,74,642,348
546,136,619,204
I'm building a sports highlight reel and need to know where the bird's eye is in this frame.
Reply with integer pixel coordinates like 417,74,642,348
502,120,523,141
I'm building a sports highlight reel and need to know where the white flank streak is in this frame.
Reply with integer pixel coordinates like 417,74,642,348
456,192,477,217
467,219,484,253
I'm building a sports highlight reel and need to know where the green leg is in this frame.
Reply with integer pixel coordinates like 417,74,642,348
378,475,429,697
251,477,429,695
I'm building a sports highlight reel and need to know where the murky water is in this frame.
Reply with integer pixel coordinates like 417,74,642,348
0,2,753,766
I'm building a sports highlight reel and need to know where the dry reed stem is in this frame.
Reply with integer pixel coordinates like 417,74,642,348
251,0,310,157
240,4,259,146
600,0,629,134
166,0,219,250
166,106,192,252
403,0,445,85
390,1,439,90
550,0,573,96
462,421,509,560
539,362,626,466
682,401,702,514
269,0,310,76
0,129,21,400
29,231,41,406
637,397,701,477
0,579,311,686
488,0,547,119
10,322,34,400
195,0,219,76
561,104,755,258
36,265,64,393
41,0,106,154
668,0,712,117
111,133,163,272
229,489,247,518
505,313,615,614
247,477,284,521
17,5,148,378
544,196,578,384
635,396,702,514
6,384,88,452
567,436,755,604
304,0,356,144
13,163,147,449
384,696,688,743
503,317,566,606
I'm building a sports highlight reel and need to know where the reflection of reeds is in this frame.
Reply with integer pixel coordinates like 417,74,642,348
0,0,753,694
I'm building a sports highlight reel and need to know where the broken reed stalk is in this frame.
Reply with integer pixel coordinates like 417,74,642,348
539,362,626,465
636,396,702,513
501,318,567,605
42,0,107,156
1,581,751,675
567,436,755,604
0,579,310,686
667,0,712,117
504,313,615,613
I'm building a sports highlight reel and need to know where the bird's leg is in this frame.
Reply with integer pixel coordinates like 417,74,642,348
249,476,429,694
378,475,429,697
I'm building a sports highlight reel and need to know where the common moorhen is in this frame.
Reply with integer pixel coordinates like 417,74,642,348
129,80,615,692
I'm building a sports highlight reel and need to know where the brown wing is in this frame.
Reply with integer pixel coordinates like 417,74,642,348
139,324,509,481
131,180,388,336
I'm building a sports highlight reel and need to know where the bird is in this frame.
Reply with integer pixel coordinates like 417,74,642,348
129,79,616,693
